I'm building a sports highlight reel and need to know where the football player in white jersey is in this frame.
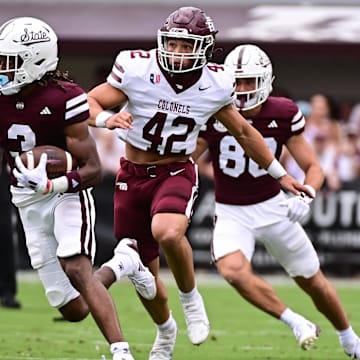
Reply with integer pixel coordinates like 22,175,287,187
193,44,360,358
0,17,156,360
87,7,312,359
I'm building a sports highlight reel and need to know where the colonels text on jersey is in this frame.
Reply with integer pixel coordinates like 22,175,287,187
200,96,305,205
107,48,235,156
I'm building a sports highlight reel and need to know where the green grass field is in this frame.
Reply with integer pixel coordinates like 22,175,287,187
1,271,359,360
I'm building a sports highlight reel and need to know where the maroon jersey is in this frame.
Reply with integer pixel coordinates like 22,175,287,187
199,96,305,205
0,81,89,184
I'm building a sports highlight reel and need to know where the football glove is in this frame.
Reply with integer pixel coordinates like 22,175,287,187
13,153,52,194
280,185,315,223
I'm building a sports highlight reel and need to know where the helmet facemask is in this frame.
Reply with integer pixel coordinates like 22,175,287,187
157,30,214,73
234,71,273,111
0,52,30,95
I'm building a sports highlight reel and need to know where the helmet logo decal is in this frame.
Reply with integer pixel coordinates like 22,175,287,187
15,27,51,45
255,52,270,68
205,17,216,33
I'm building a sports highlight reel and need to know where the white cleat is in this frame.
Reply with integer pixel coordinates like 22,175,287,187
111,342,135,360
293,320,320,350
114,238,156,300
149,323,178,360
342,337,360,359
112,352,135,360
181,293,210,345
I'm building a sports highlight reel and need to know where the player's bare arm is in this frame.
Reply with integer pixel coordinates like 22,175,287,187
192,138,215,179
64,121,102,188
286,133,325,192
87,83,132,130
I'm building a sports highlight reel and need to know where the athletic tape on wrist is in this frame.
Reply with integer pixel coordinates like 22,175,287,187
50,170,82,193
303,184,316,198
95,110,114,128
50,176,68,193
266,159,287,179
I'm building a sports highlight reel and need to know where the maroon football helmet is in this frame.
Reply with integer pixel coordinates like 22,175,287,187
157,7,218,73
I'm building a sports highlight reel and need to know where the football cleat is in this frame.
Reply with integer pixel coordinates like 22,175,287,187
1,294,21,309
181,293,210,345
293,320,320,350
149,323,178,360
342,337,360,359
112,353,135,360
114,238,156,300
111,342,135,360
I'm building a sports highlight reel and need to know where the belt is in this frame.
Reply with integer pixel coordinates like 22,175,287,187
120,157,189,178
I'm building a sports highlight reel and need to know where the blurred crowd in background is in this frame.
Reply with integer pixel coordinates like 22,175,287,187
284,94,360,192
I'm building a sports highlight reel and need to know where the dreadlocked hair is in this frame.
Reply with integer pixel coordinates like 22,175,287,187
37,69,74,92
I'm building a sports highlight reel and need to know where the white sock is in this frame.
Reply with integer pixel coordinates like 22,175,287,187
157,313,177,332
110,341,130,354
337,326,357,345
280,308,307,329
101,253,135,281
179,287,198,302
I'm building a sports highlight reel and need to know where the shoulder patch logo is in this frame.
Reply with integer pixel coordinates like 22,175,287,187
150,73,161,84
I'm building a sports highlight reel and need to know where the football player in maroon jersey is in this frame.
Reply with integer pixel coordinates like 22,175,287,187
0,17,155,360
87,7,312,360
193,44,360,358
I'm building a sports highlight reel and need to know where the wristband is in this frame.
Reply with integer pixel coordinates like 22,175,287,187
95,110,114,128
303,184,316,198
50,176,69,193
266,159,287,179
49,170,82,193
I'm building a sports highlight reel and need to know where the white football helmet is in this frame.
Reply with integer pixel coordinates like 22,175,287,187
0,17,58,95
157,7,217,73
224,44,274,111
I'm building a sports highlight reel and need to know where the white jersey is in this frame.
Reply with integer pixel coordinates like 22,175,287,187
107,48,234,155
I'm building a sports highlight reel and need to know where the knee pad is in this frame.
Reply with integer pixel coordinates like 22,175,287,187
37,261,80,308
